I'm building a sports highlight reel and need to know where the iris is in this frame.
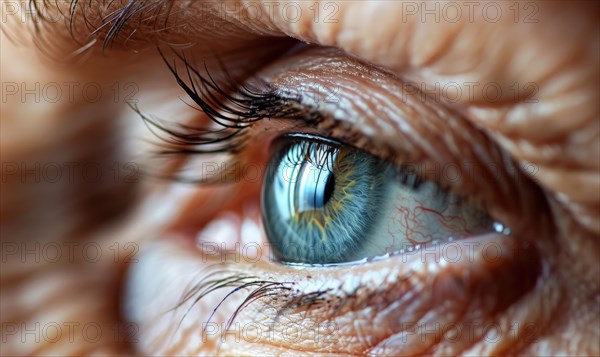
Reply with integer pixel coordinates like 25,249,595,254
262,134,390,264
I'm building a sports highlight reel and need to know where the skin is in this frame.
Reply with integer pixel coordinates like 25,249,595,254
1,1,598,356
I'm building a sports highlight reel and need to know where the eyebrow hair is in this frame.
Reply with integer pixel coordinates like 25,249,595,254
88,0,172,50
30,0,177,50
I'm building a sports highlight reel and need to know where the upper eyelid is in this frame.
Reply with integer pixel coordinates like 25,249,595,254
139,48,394,182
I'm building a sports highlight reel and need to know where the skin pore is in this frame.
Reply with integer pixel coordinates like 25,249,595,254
1,1,598,356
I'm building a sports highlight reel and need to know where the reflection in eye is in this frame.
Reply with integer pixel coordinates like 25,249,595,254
263,134,497,265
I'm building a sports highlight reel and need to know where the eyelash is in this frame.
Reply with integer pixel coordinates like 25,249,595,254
171,266,337,345
134,48,320,162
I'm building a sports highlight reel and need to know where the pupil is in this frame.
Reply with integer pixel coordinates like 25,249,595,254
323,172,335,205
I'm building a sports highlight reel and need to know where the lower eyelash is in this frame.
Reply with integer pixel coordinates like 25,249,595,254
171,264,336,339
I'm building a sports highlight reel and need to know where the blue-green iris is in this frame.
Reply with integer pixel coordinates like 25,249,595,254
262,134,392,264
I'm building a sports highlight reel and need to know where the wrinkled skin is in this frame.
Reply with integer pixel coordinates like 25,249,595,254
1,1,598,356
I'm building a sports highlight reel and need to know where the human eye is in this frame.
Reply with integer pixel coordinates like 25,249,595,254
126,46,549,355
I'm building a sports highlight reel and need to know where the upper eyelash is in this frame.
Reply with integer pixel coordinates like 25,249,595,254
131,47,337,183
132,48,326,166
133,49,441,189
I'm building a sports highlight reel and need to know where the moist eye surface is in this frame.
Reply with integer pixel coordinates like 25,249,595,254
261,134,497,265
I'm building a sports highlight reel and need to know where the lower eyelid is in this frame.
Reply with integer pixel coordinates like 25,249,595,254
127,224,541,355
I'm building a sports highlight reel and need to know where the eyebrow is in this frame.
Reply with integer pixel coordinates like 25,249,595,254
31,0,192,50
86,0,175,50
